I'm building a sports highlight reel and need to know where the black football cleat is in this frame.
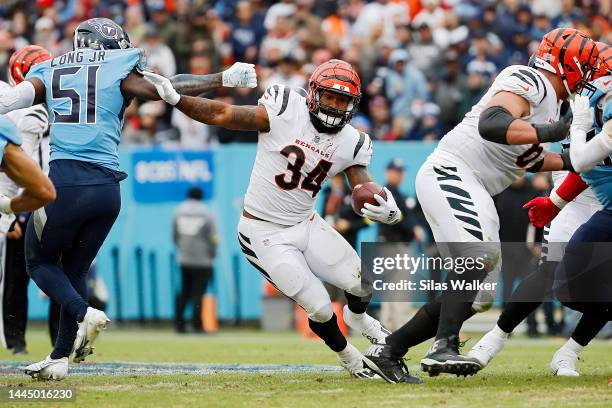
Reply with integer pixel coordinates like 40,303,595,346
363,344,423,384
420,335,482,377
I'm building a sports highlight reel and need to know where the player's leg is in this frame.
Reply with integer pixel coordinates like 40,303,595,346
2,227,30,354
49,300,60,346
23,190,83,380
51,183,120,363
555,209,612,321
24,183,118,379
237,216,377,379
413,162,499,376
551,313,608,376
302,213,390,345
469,200,595,368
364,161,497,380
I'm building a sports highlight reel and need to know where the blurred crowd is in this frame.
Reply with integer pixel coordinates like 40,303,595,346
1,0,611,146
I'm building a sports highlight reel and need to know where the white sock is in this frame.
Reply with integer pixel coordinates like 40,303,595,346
492,324,510,338
345,307,366,321
336,343,353,359
563,338,583,355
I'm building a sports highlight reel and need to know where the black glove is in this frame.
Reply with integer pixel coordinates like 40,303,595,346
533,111,572,143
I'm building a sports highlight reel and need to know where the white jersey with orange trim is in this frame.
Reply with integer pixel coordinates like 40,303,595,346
431,65,560,196
243,84,372,225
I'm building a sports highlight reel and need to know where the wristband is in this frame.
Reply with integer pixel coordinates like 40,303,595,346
533,114,571,143
549,190,568,209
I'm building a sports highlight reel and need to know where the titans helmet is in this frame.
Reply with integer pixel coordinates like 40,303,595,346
73,18,131,51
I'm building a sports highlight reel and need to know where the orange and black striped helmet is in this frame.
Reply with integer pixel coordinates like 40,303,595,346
8,45,53,85
307,59,361,131
534,28,599,95
593,42,611,79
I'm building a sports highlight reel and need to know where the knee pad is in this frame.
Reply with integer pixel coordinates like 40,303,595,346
307,302,333,323
269,262,305,298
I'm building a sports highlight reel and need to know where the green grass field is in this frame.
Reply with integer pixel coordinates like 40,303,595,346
0,326,610,407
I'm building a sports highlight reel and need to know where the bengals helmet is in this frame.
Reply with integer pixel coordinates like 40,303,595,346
593,42,611,79
307,59,361,132
8,45,53,85
533,28,599,96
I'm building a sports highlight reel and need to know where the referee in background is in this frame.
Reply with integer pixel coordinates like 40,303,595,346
173,187,217,334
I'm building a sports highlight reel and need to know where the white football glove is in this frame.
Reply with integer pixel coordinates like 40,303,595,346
222,62,257,88
142,71,181,106
569,94,594,134
361,187,402,225
0,194,13,215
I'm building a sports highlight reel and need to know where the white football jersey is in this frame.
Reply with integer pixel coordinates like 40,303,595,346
431,65,560,196
243,84,372,225
0,81,49,234
0,81,48,161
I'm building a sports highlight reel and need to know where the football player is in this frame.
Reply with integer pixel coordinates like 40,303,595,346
144,59,418,381
0,18,257,380
0,45,53,353
469,42,612,377
0,46,53,234
360,28,600,382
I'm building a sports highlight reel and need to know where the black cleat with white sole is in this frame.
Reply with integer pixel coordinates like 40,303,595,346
363,344,423,384
420,335,482,377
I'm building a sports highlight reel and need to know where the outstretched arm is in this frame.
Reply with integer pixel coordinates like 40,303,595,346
0,78,46,114
121,62,257,100
175,95,270,131
141,70,270,132
0,143,55,213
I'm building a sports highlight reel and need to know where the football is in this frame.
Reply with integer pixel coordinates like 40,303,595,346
351,181,387,215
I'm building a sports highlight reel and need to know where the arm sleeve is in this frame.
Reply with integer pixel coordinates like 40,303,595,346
569,127,612,173
0,81,36,114
553,171,589,203
348,131,373,168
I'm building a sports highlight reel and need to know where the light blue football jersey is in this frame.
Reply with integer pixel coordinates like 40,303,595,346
0,115,23,165
577,77,612,211
26,48,144,170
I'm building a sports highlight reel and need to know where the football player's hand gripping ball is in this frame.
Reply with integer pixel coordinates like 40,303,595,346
361,187,402,225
